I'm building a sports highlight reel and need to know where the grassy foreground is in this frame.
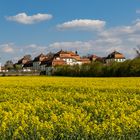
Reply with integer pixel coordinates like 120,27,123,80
0,77,139,140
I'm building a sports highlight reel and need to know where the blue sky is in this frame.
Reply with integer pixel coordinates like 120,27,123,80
0,0,140,64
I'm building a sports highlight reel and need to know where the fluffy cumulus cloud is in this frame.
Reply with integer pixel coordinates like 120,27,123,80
48,41,93,54
6,13,53,24
50,19,140,58
0,43,15,53
57,19,106,31
47,39,123,57
0,43,50,64
99,19,140,38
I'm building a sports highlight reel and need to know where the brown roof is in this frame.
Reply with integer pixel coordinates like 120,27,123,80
91,55,99,58
33,53,46,62
17,57,31,65
88,54,102,61
54,50,79,57
40,58,51,65
106,51,125,59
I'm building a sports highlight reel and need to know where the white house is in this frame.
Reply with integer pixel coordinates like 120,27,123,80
106,51,126,64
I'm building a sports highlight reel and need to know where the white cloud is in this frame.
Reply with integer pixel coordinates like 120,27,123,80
57,19,106,31
48,39,122,55
48,38,135,59
49,20,140,58
23,44,49,56
0,43,15,53
99,19,140,39
0,43,50,64
6,13,53,24
54,19,140,58
48,41,93,53
1,18,140,63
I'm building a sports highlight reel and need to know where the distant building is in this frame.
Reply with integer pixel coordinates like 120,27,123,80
43,50,90,75
16,55,32,67
89,54,99,61
10,50,126,74
106,51,126,64
1,66,8,72
14,55,32,72
23,61,33,72
89,54,106,63
33,53,47,71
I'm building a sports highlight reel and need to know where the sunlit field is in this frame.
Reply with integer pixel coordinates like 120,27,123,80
0,77,139,140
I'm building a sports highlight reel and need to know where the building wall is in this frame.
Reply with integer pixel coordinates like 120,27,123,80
106,58,125,64
46,67,53,75
23,67,32,72
33,62,41,71
40,65,46,71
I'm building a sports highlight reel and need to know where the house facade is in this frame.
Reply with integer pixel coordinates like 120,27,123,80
33,54,47,71
15,55,32,71
106,51,126,64
16,56,31,66
23,61,33,72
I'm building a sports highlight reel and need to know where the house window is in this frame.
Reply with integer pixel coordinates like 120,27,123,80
56,57,60,60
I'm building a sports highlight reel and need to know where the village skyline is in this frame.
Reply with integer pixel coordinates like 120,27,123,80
1,49,126,74
2,48,126,65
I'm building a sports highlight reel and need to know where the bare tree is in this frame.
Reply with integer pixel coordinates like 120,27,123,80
134,45,140,58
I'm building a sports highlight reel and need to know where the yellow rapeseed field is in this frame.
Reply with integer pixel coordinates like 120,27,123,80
0,77,139,140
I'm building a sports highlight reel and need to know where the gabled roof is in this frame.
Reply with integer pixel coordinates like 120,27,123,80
53,50,64,57
17,58,24,64
33,53,46,62
91,55,99,59
46,52,54,57
89,54,100,60
106,51,125,59
40,53,55,65
54,50,79,57
17,56,31,65
40,57,51,65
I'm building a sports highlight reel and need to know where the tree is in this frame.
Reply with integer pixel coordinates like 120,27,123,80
134,45,140,58
14,64,22,71
4,60,14,70
129,58,140,76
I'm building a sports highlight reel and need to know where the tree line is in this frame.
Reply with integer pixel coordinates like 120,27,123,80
53,58,140,77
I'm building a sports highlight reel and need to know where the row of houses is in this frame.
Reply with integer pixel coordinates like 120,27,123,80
13,50,126,75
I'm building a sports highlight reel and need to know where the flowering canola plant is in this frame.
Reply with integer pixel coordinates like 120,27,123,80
0,77,139,139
